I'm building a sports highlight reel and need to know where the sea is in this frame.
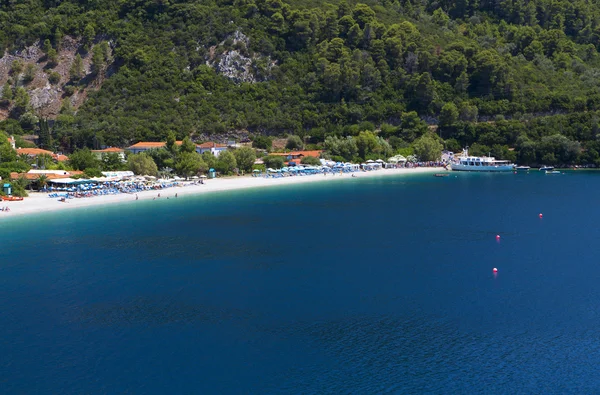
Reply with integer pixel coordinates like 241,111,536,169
2,170,600,394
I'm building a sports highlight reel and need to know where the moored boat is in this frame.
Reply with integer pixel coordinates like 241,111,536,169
450,148,515,172
515,166,530,171
1,196,23,201
539,166,554,171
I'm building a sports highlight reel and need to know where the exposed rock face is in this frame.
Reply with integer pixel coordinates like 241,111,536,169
29,84,63,110
197,130,252,144
0,36,112,120
206,30,275,84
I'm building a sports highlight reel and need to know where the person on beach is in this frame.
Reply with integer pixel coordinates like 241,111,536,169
135,194,138,201
158,193,161,198
175,193,178,198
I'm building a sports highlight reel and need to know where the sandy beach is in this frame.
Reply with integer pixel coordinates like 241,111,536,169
0,167,442,219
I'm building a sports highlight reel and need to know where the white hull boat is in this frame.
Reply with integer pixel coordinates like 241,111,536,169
450,148,515,172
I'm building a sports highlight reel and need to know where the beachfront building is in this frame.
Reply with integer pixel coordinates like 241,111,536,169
271,150,323,165
91,147,126,161
196,142,228,157
16,148,69,163
126,142,176,154
127,141,228,156
10,170,84,183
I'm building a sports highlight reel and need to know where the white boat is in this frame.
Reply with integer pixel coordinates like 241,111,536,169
450,148,515,172
539,166,554,171
545,170,561,174
515,166,530,171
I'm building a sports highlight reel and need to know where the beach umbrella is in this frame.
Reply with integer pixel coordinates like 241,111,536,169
191,176,199,179
200,175,207,178
375,159,385,163
252,169,261,173
366,159,375,163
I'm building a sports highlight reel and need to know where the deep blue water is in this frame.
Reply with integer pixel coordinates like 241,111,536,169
2,171,600,393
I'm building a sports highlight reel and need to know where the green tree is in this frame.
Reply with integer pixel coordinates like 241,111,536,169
46,49,58,67
68,148,100,170
10,60,23,75
324,136,358,161
201,151,217,169
175,151,206,178
101,152,125,171
1,83,13,103
12,175,29,197
432,8,450,26
300,156,321,165
83,167,103,177
180,136,197,154
48,71,60,84
128,153,158,176
285,135,304,150
13,87,30,116
166,131,178,153
91,45,105,76
42,39,52,54
69,54,84,80
216,150,237,174
83,24,96,51
413,134,443,161
355,130,379,159
23,64,36,84
439,102,459,127
263,155,285,169
233,146,256,172
0,136,18,163
252,135,273,150
36,174,49,190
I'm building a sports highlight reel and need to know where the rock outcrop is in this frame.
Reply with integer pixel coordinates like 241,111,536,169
206,30,275,84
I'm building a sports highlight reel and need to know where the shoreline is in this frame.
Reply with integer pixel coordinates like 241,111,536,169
1,167,442,219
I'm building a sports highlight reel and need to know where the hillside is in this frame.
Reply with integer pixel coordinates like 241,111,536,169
2,0,600,165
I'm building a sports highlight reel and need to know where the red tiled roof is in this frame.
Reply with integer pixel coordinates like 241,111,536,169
16,148,69,161
127,141,185,149
127,142,167,149
197,142,227,149
16,148,54,156
91,147,124,153
271,150,322,157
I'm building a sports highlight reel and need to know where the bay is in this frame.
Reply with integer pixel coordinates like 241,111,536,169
2,171,600,394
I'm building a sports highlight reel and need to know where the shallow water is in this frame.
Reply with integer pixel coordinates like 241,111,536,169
2,171,600,393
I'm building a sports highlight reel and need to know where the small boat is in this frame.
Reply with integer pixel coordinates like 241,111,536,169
434,173,449,177
515,166,530,171
545,170,561,174
1,196,23,201
539,166,554,171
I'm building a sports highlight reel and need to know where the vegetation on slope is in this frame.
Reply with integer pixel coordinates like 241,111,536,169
2,0,600,165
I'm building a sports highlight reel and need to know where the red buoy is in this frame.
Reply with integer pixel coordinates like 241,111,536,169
539,213,543,218
496,234,500,240
493,268,498,273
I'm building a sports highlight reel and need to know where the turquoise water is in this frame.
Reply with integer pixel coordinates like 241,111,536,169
2,171,600,393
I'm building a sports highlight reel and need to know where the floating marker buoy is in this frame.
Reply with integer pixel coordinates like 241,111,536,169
496,235,500,240
493,268,498,273
539,213,543,218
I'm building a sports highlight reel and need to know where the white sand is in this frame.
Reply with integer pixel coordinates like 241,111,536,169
1,167,443,218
